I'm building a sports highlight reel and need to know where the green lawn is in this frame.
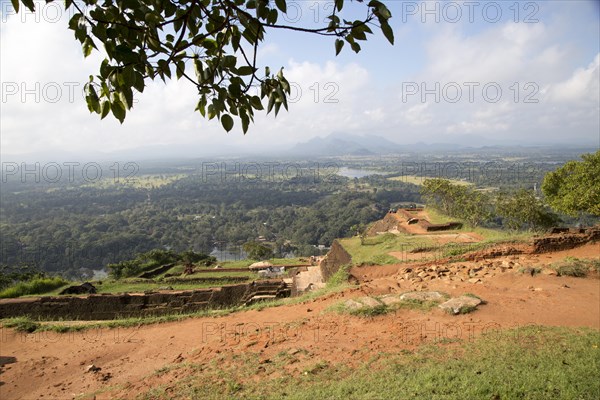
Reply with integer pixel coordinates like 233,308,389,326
339,234,438,265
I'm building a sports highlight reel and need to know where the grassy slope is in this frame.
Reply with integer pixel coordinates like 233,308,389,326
135,326,600,400
339,208,536,265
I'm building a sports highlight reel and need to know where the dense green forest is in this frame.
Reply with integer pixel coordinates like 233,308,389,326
0,161,420,278
2,152,596,280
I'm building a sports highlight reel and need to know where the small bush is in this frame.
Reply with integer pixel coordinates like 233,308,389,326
1,317,40,332
518,267,542,276
0,276,69,298
551,257,593,277
350,304,388,317
326,264,352,288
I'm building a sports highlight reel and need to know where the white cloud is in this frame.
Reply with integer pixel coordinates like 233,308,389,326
548,53,600,103
1,1,598,157
402,104,432,126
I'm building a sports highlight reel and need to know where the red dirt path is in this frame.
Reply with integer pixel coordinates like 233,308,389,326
0,243,598,400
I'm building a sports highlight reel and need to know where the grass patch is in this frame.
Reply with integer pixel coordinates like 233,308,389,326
0,316,41,332
329,293,445,317
0,276,70,298
551,257,599,278
92,278,253,294
339,235,435,266
325,264,352,288
127,326,600,400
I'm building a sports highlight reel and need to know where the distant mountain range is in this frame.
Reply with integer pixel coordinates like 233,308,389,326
284,133,590,156
2,132,597,162
288,133,462,156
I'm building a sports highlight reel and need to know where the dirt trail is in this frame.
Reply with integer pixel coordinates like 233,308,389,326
1,243,598,400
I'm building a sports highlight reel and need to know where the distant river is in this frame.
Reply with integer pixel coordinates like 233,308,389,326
336,168,380,178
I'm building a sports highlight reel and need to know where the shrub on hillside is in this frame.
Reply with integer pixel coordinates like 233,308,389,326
0,276,70,298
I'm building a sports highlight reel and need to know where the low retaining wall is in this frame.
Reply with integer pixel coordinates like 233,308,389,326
533,227,600,253
0,280,285,321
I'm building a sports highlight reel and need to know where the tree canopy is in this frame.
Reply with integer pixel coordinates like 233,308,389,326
12,0,393,131
541,150,600,217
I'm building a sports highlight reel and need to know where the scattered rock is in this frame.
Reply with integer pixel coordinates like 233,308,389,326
343,299,365,311
85,364,101,373
357,296,383,308
468,278,481,284
173,354,184,363
379,295,404,306
399,291,444,302
100,372,112,382
439,296,483,315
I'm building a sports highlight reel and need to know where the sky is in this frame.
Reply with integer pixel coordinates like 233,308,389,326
1,0,599,160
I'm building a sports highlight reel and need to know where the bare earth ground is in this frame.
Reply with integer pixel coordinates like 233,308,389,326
0,243,598,400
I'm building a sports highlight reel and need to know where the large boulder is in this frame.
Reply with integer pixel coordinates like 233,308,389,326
438,295,482,315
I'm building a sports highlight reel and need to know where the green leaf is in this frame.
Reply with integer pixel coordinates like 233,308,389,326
222,55,237,69
196,95,207,117
335,0,344,12
221,114,234,132
241,115,249,134
381,21,394,45
21,0,35,12
194,58,204,81
237,66,254,76
85,84,100,113
378,4,392,20
267,93,276,114
82,37,95,57
275,0,287,13
110,94,126,123
250,96,264,110
274,100,282,116
120,87,134,109
335,39,344,56
10,0,18,13
175,60,185,80
133,72,145,93
100,101,111,119
228,83,241,98
207,104,216,120
267,9,278,25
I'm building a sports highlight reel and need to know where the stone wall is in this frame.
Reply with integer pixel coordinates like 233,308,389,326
533,227,600,253
319,240,352,282
0,280,287,321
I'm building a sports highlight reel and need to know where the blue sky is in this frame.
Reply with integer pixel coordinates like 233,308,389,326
1,0,599,159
